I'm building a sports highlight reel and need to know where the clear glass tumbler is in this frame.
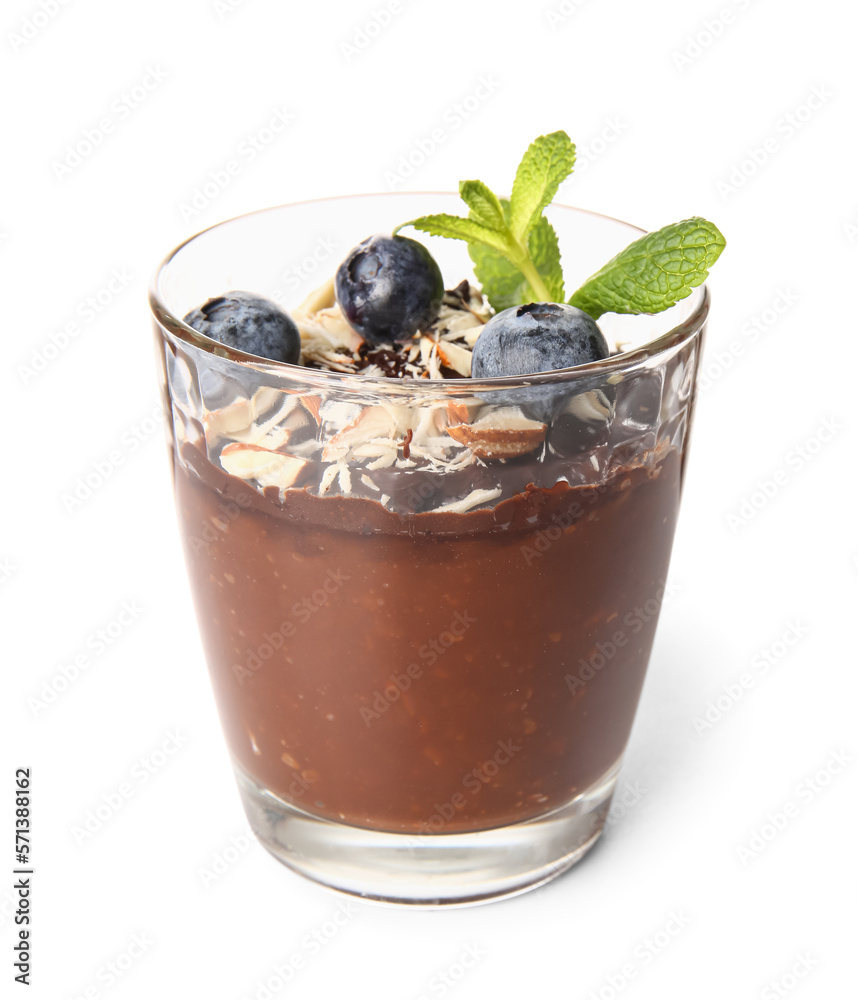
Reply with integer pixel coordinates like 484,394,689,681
149,194,708,905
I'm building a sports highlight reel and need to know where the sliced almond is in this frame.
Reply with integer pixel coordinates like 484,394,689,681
446,399,477,426
220,443,307,487
296,303,362,356
435,339,472,377
294,276,335,317
434,488,502,513
447,409,546,460
463,326,484,348
204,386,284,437
322,405,396,462
437,310,485,342
205,397,255,436
300,394,322,425
564,388,614,423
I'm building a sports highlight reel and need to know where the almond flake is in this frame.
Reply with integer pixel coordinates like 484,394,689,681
300,394,322,424
435,339,472,377
565,388,614,424
437,310,485,342
433,488,502,513
296,305,362,361
367,452,397,471
323,406,397,461
294,276,335,317
220,443,307,487
446,400,475,426
319,464,338,494
446,408,546,460
337,463,352,494
204,386,284,437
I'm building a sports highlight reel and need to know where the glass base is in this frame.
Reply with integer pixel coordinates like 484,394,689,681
235,762,619,906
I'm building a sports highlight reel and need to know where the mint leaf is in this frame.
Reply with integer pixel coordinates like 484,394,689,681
398,209,552,302
528,215,565,302
508,131,576,243
469,202,565,310
569,217,726,319
458,180,505,230
469,242,530,312
395,213,511,256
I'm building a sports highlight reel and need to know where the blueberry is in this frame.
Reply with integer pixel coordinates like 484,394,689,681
183,291,301,365
471,302,609,419
335,234,443,344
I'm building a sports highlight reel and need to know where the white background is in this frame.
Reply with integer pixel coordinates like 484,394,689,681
2,0,856,997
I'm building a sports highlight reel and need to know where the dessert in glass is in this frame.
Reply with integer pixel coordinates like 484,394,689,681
149,172,716,904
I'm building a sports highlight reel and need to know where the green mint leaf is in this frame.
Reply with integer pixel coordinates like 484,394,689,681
528,215,565,302
458,180,506,230
568,217,726,319
395,213,510,256
469,202,565,310
508,131,576,243
469,243,530,312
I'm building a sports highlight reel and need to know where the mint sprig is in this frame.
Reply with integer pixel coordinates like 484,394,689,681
395,130,726,321
395,131,574,306
568,218,726,319
469,202,565,310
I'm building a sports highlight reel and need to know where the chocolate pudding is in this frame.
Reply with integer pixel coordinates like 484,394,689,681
173,405,683,834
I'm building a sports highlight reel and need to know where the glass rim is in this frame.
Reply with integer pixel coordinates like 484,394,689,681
148,193,710,396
